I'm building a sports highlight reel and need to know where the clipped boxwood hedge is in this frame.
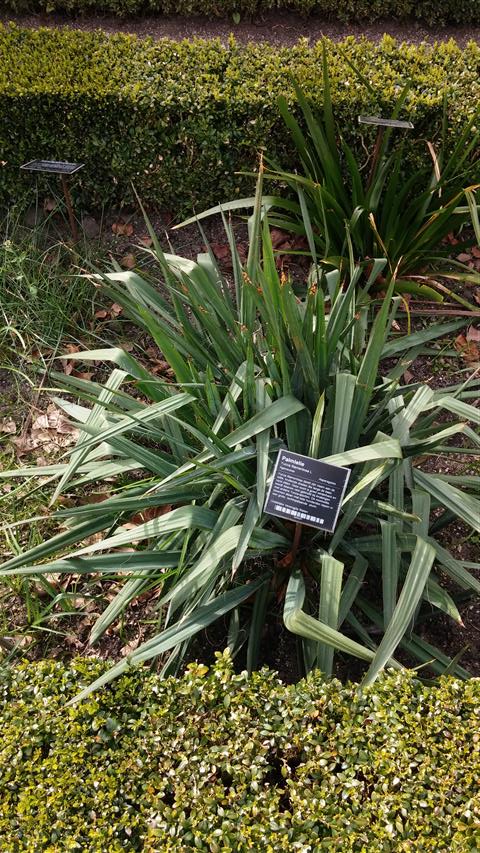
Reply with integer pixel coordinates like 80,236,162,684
1,26,479,215
1,0,480,24
0,653,479,851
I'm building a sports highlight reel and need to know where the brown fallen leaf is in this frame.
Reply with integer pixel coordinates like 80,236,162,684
55,496,77,508
121,638,141,656
455,333,480,364
456,252,472,263
467,325,480,343
11,403,79,457
43,197,57,213
110,302,124,316
94,308,109,319
81,492,110,505
403,369,414,384
0,418,16,435
444,232,459,246
71,370,94,381
112,221,134,237
138,235,153,248
144,347,174,377
471,246,480,259
150,360,169,373
210,243,230,261
35,410,76,435
145,345,161,359
29,346,53,361
270,227,290,249
130,504,172,525
120,254,136,270
474,289,480,307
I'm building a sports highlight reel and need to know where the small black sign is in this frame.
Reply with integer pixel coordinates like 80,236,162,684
20,160,85,175
357,116,414,130
264,449,351,533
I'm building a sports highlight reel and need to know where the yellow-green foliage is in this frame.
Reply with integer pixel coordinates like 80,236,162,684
0,654,479,851
2,0,479,23
0,27,479,214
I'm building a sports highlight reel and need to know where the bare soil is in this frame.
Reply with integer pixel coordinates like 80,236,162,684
2,9,480,46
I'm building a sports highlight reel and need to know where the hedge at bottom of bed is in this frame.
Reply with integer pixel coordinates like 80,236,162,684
0,653,479,851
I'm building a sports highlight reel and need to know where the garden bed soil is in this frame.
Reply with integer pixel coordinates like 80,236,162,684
2,10,480,46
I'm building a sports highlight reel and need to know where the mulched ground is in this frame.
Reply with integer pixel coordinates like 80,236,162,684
2,10,480,45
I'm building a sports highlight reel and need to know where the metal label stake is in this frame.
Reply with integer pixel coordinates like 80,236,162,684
20,160,85,242
358,117,414,188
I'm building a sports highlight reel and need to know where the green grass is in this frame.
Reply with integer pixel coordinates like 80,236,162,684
0,201,111,643
0,205,118,427
0,230,97,357
0,463,67,641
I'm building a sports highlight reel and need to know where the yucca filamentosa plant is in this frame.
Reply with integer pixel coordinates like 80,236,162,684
1,172,479,701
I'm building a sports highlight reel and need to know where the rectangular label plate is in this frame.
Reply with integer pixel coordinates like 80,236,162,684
264,449,351,533
358,116,414,129
20,160,85,175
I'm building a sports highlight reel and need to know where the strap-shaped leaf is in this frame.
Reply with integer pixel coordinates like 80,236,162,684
61,392,195,454
414,469,480,533
337,552,368,627
382,319,467,357
284,569,375,663
232,380,271,571
0,513,117,572
332,373,356,454
316,555,344,677
433,394,480,426
362,536,435,687
380,521,400,627
71,506,219,558
0,551,181,578
161,394,305,485
322,438,402,468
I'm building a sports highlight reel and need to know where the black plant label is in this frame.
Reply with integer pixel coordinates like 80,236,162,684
264,449,350,533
